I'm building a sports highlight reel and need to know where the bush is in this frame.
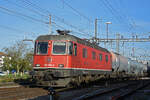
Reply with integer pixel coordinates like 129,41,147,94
0,74,30,83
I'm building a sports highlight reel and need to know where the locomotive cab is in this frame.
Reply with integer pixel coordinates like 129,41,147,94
33,40,75,69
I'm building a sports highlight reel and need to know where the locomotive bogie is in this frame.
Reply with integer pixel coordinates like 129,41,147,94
32,68,111,87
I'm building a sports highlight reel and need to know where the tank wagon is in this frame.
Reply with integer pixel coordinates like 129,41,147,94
128,59,147,76
111,52,129,73
142,61,150,75
31,30,148,87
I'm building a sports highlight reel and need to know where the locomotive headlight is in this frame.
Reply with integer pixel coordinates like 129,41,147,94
35,64,40,67
58,64,64,68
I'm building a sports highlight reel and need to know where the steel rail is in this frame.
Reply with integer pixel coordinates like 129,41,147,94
111,81,150,100
72,83,137,100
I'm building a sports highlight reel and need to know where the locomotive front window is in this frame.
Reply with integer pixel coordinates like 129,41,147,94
53,41,66,54
36,42,48,54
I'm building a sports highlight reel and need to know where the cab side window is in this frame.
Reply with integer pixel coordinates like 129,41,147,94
105,55,108,62
68,42,73,55
74,44,77,56
92,51,96,60
83,48,87,58
99,54,102,61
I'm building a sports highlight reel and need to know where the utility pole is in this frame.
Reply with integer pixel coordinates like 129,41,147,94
116,33,120,53
110,40,113,51
105,22,112,42
95,18,98,39
95,18,104,39
122,42,125,56
132,47,135,59
49,15,52,34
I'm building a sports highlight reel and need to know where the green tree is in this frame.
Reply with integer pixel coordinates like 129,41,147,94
2,40,33,74
3,57,12,71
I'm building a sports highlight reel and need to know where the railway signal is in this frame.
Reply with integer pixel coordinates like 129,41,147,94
48,87,55,100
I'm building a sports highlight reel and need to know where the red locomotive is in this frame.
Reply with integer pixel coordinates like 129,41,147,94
32,30,147,87
32,30,112,87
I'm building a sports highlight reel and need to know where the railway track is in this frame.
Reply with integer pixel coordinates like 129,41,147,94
0,79,149,100
56,79,150,100
111,80,150,100
57,80,128,100
71,80,150,100
0,81,75,100
0,86,48,100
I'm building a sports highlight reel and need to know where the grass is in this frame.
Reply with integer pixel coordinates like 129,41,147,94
0,74,30,83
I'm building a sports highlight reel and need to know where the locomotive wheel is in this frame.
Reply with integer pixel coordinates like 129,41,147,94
71,76,82,87
44,73,53,81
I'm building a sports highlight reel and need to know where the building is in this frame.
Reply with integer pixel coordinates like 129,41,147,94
0,52,6,71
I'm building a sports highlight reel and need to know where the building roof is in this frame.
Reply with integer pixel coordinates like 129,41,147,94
0,52,7,56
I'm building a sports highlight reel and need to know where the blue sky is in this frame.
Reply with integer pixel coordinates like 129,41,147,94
0,0,150,59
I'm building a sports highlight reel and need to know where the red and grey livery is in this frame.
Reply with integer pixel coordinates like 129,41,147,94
32,30,147,87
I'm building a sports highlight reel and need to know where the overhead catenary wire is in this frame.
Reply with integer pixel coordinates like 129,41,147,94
0,24,32,40
0,5,52,37
0,7,49,36
112,0,137,28
4,0,49,19
0,6,48,24
0,4,89,37
103,0,149,36
2,0,93,37
0,5,64,32
19,0,93,37
3,0,69,32
99,0,135,32
60,0,93,23
60,0,94,35
101,0,127,25
0,24,32,34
